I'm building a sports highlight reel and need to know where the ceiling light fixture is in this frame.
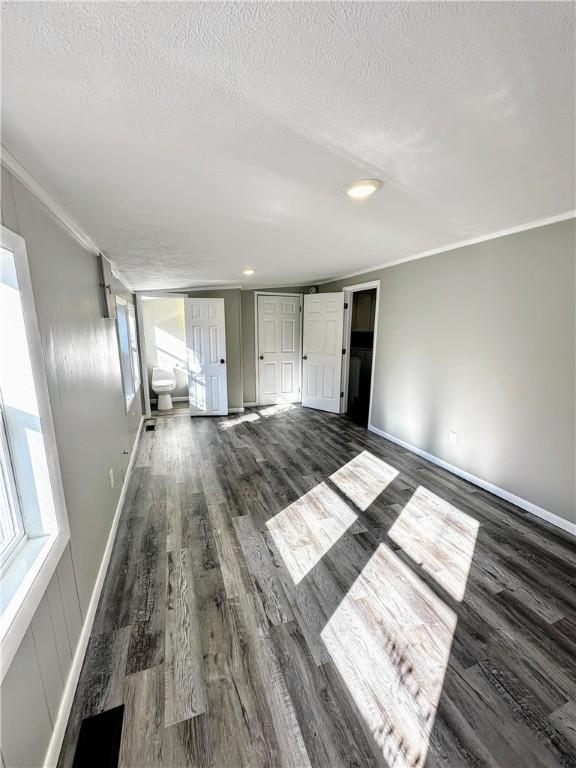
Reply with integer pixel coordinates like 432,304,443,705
344,179,382,199
243,268,255,276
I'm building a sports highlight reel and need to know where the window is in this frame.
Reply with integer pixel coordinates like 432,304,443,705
0,406,25,569
0,227,69,678
128,302,141,394
116,296,141,410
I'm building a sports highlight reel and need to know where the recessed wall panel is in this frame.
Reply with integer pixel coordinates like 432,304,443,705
263,362,277,394
192,326,203,364
281,362,294,393
307,299,321,313
324,320,337,355
208,326,218,364
263,319,276,353
308,319,322,353
210,375,220,411
307,364,318,397
282,320,295,353
322,365,335,399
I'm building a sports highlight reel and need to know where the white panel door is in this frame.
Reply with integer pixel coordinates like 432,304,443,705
302,293,345,413
257,294,302,405
184,298,228,416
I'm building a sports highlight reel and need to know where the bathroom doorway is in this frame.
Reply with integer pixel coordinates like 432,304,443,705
341,281,379,428
137,292,190,417
136,292,229,417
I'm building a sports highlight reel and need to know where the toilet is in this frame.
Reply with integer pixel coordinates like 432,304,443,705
151,366,177,411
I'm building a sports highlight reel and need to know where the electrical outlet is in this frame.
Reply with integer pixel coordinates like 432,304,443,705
448,431,457,445
109,468,115,489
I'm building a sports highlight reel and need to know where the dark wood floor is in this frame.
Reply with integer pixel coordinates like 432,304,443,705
58,405,576,768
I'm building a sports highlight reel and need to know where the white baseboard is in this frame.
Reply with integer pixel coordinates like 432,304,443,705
228,407,245,414
150,396,188,404
368,423,576,537
43,415,145,768
243,402,257,408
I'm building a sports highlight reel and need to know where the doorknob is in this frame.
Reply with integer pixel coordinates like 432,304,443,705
302,355,308,360
259,355,264,360
220,359,225,364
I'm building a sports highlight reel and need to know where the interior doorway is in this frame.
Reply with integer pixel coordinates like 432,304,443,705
341,281,379,427
136,292,228,417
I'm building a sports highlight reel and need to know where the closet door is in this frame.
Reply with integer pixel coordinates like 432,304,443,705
257,294,302,405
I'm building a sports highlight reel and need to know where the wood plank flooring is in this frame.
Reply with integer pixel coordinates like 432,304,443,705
58,405,576,768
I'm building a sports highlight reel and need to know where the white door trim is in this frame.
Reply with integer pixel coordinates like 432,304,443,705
254,292,303,406
340,280,380,424
135,294,150,418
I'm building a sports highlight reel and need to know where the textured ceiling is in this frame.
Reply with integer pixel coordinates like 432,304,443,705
2,2,574,290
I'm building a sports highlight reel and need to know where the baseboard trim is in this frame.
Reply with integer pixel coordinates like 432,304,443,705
150,396,189,404
43,415,145,768
243,402,257,408
228,407,245,414
367,424,576,537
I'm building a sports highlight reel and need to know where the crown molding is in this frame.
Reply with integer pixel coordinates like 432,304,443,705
186,283,243,292
1,145,101,256
316,210,576,285
3,144,572,293
135,284,244,295
241,280,318,291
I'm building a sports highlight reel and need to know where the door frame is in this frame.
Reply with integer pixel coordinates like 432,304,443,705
254,292,304,406
340,280,380,425
135,290,189,418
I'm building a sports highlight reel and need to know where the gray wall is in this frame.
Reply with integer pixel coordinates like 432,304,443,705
241,286,312,404
321,219,575,524
1,167,143,767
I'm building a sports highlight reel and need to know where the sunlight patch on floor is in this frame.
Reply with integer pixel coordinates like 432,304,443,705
389,486,479,601
259,403,296,417
266,481,358,583
330,450,399,510
218,412,261,430
267,446,479,765
321,543,457,768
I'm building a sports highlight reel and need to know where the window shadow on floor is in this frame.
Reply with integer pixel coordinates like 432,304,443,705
260,414,576,768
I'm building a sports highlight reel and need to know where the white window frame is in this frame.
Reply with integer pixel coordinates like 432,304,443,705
0,226,70,681
0,406,26,568
115,295,141,412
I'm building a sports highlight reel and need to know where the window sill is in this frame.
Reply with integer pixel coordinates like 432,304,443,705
125,383,141,414
0,531,69,681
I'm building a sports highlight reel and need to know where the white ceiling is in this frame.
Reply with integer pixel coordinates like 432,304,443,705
2,2,574,290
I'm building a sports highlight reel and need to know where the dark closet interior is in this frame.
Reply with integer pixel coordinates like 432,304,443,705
346,289,376,427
